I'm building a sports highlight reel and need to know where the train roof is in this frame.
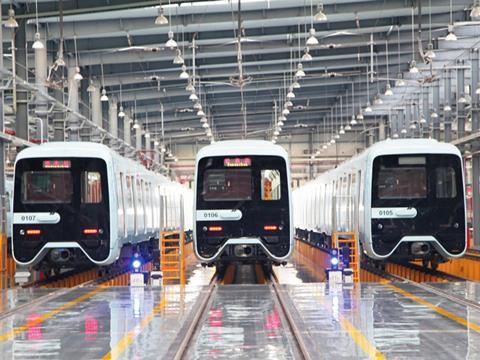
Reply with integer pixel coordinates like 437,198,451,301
16,142,115,161
196,140,289,160
366,138,461,157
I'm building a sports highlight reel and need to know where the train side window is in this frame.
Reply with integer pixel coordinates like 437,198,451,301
261,170,281,200
436,167,457,198
81,172,102,204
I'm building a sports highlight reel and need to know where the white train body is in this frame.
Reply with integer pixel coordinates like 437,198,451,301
294,139,467,262
11,142,192,270
194,140,293,265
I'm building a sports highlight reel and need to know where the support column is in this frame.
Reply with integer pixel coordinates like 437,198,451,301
135,126,142,151
472,49,480,133
457,60,466,139
108,101,118,146
90,81,102,142
67,66,80,141
34,31,48,143
444,69,453,143
473,155,480,248
53,89,65,141
15,18,28,141
423,89,430,138
123,114,131,145
406,103,412,138
378,118,386,140
398,109,406,137
433,80,440,140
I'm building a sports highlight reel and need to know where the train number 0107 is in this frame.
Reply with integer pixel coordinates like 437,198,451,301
21,215,36,221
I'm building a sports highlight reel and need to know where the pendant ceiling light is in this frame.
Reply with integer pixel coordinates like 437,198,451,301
292,79,301,89
87,80,96,92
179,64,189,79
471,0,480,19
279,115,287,122
118,106,126,118
301,48,313,61
5,8,18,28
384,83,393,96
446,25,457,41
284,101,293,108
282,108,290,116
165,30,178,49
173,49,184,64
295,63,306,78
186,81,195,92
73,36,83,80
374,94,383,105
364,101,373,113
200,116,208,123
277,120,284,127
444,104,452,112
189,92,198,101
194,102,202,110
202,122,209,129
430,109,439,118
356,109,364,121
384,39,393,96
419,113,427,124
306,28,319,46
409,60,419,74
350,115,357,126
446,0,457,41
155,2,169,25
133,121,140,129
396,75,405,87
101,88,109,102
314,3,327,22
197,109,205,117
339,125,345,135
401,128,408,134
345,124,352,131
286,87,295,99
33,0,45,50
409,122,417,129
74,66,83,81
458,94,468,104
32,32,45,49
425,43,436,59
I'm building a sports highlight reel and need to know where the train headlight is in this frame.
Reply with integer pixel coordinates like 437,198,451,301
132,259,142,271
377,223,383,230
453,222,459,229
330,249,339,270
330,257,339,266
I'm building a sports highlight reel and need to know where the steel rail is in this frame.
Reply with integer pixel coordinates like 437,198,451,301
269,271,312,360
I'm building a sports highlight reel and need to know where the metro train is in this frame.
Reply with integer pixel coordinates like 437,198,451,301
11,142,192,274
294,139,466,269
194,140,293,269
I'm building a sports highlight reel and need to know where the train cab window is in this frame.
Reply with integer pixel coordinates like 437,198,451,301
436,167,457,198
203,169,252,201
22,171,73,204
81,172,102,204
261,170,281,200
377,167,427,199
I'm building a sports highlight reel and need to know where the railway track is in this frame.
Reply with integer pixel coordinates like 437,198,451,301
165,265,313,359
363,263,480,312
1,264,151,321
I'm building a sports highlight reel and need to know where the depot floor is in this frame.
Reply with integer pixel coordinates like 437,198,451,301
0,255,479,359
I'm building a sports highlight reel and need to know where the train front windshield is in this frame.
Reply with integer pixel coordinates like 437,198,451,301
196,156,290,260
371,154,465,256
13,158,110,264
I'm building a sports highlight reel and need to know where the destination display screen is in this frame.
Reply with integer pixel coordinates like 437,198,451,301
223,157,252,168
43,160,71,169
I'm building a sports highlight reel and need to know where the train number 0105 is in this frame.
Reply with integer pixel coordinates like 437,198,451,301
378,210,394,216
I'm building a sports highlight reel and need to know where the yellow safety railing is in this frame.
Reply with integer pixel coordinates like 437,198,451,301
332,232,360,282
160,231,186,285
